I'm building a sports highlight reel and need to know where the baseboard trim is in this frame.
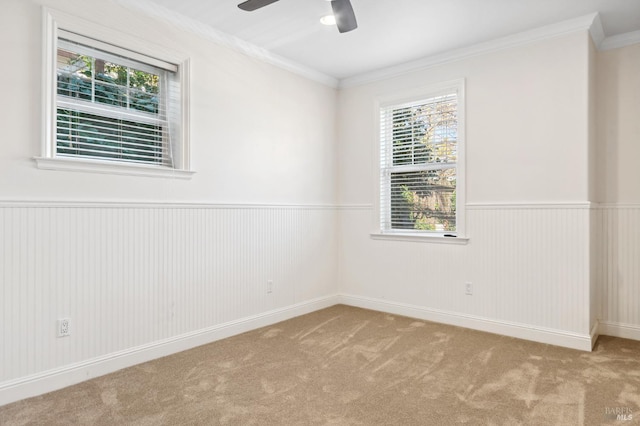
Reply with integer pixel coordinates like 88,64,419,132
338,294,594,352
5,294,630,408
599,321,640,341
0,294,340,407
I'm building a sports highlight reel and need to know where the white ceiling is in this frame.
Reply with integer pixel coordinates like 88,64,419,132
141,0,640,80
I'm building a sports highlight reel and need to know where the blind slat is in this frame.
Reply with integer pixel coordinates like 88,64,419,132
55,138,168,156
57,98,167,126
58,31,178,73
57,116,168,143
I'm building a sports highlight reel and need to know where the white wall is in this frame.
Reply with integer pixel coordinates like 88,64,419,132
596,43,640,204
0,0,339,405
337,32,596,349
595,43,640,338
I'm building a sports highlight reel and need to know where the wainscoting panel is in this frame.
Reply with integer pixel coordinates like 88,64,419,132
338,204,593,348
4,202,638,405
596,205,640,338
0,202,339,399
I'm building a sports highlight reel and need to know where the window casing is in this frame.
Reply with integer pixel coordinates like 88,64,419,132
378,82,465,239
38,9,192,178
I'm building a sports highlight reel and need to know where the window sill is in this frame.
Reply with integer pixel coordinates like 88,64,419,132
370,232,469,245
34,157,195,180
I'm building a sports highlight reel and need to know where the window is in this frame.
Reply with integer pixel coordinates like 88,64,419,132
378,82,465,240
38,10,192,178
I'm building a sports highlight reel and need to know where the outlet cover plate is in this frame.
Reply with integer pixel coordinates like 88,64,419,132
57,318,71,337
465,282,473,295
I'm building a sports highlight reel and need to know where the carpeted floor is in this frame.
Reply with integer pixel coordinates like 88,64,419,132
1,305,639,425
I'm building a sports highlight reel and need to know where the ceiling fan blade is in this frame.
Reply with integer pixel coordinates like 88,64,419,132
238,0,280,12
331,0,358,33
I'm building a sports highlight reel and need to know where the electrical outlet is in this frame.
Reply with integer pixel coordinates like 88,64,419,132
465,282,473,296
267,280,273,294
57,318,71,337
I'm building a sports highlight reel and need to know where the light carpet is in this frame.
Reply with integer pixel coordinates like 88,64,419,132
1,305,639,425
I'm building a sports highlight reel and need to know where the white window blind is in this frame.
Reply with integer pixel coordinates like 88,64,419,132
380,91,459,234
55,35,176,167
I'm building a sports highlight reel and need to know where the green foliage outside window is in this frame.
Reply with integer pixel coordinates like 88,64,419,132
57,53,159,114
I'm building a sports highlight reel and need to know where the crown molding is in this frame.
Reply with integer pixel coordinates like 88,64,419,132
340,13,602,89
600,30,640,51
114,0,339,88
589,13,605,47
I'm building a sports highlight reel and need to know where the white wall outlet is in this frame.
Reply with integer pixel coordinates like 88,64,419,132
267,280,273,294
57,318,71,337
465,282,473,296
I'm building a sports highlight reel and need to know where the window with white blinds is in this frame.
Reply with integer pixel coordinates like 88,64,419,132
379,85,464,236
39,12,191,178
55,36,175,167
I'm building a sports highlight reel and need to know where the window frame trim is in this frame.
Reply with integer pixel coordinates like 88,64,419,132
374,79,466,241
38,7,193,179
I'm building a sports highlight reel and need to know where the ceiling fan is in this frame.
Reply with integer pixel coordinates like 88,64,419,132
238,0,358,33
